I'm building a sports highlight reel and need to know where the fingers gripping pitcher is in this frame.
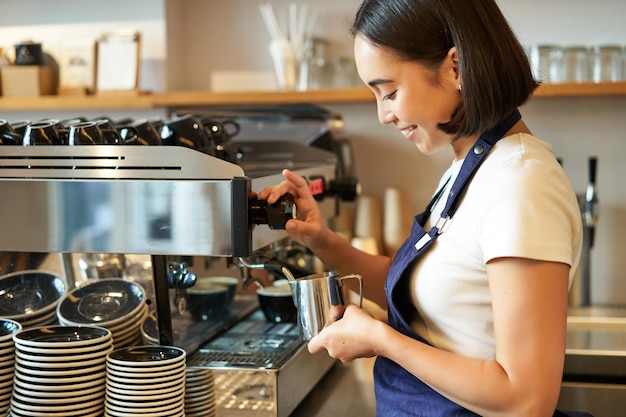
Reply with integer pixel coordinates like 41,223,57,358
288,272,362,341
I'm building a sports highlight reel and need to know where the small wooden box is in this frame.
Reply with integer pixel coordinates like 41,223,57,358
1,65,58,97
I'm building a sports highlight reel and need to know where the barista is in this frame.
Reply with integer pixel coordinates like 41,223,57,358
260,0,586,416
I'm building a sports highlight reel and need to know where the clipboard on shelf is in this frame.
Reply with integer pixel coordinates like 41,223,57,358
96,31,141,95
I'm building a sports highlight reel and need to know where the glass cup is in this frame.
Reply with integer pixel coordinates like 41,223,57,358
592,45,623,83
269,39,298,90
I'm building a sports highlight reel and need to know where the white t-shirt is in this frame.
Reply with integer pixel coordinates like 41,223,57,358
407,133,582,360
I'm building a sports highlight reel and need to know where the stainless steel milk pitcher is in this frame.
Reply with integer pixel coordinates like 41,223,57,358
289,271,363,341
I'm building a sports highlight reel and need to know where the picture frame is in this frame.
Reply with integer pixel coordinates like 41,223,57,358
96,30,141,94
59,38,96,95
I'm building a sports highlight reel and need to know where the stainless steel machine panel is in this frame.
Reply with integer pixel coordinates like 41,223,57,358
0,145,244,180
558,307,626,416
188,309,336,417
0,145,250,257
559,382,626,416
0,179,238,256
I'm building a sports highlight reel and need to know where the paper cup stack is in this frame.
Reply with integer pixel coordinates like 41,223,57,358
353,195,383,255
185,367,216,417
0,319,21,417
0,271,66,329
10,325,112,417
382,187,414,256
57,278,148,349
105,345,186,417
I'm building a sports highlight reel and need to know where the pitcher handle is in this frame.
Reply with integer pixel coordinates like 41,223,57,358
339,274,363,308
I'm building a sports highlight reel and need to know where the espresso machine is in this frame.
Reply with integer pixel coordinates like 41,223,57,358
0,105,359,417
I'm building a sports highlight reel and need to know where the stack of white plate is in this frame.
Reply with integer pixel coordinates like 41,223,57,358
9,325,112,417
0,271,66,329
57,278,148,349
185,367,217,417
0,319,22,417
105,345,186,417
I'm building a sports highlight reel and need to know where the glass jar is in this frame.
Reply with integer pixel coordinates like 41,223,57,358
528,44,563,83
299,38,331,90
333,56,360,87
562,46,591,83
592,45,623,83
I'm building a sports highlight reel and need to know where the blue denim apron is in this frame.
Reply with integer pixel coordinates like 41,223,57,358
373,110,591,417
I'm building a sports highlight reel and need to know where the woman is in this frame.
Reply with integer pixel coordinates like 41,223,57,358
259,0,584,416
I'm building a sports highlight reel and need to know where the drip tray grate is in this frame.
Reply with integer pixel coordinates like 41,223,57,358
188,314,304,370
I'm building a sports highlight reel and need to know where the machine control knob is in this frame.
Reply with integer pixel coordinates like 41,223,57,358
249,194,296,229
309,176,361,202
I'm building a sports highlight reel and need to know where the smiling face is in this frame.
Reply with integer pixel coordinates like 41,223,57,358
354,33,469,156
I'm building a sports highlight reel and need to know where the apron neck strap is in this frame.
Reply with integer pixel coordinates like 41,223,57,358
434,109,521,230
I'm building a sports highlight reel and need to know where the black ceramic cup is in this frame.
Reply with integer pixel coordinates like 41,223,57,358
257,284,297,323
22,120,61,145
161,114,211,153
0,120,22,145
119,126,145,145
10,120,30,137
92,119,122,145
68,121,103,145
61,117,88,129
14,42,43,65
186,283,229,321
128,119,162,146
200,118,239,161
67,122,102,146
197,276,239,302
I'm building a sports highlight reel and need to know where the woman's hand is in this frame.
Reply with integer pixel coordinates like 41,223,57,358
307,304,383,362
260,169,392,307
258,169,329,250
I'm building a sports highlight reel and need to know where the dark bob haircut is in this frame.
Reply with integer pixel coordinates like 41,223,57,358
351,0,539,138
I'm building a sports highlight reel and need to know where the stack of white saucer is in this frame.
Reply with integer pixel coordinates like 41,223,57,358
9,325,112,417
0,319,21,417
57,278,148,349
0,271,66,330
105,345,186,417
185,367,216,417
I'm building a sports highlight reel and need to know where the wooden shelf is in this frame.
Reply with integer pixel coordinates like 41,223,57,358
0,92,155,111
533,81,626,97
151,87,374,108
1,83,625,112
